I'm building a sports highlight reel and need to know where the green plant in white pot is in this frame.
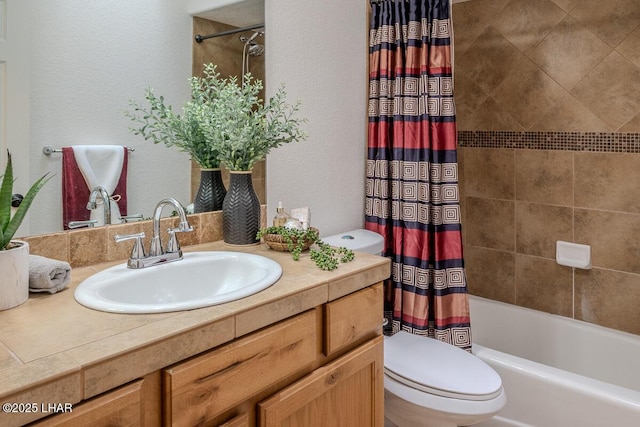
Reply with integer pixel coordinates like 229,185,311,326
0,151,51,310
197,63,307,245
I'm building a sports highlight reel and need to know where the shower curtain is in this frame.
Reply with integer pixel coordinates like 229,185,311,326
365,0,471,350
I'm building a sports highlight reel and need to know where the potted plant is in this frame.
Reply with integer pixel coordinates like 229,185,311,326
196,64,307,245
127,68,229,212
0,151,51,310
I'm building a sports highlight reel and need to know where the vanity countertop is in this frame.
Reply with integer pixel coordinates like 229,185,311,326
0,240,390,423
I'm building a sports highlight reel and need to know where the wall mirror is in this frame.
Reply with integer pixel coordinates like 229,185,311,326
10,0,264,237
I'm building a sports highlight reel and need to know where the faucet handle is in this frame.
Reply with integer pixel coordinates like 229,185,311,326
114,232,146,262
166,222,194,253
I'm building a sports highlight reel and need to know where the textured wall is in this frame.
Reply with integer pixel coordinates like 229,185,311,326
453,0,640,336
264,0,368,237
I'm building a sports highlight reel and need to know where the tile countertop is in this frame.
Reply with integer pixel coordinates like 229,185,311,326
0,240,390,419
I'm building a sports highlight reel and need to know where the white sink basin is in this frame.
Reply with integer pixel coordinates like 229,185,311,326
74,251,282,314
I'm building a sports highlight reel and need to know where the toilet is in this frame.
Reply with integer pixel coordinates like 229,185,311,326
323,229,506,427
384,331,505,427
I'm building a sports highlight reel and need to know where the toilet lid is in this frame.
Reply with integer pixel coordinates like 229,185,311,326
384,331,503,401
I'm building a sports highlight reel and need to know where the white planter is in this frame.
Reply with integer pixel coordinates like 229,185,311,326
0,240,29,310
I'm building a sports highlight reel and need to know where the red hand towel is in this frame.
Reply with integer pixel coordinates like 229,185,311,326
62,147,128,229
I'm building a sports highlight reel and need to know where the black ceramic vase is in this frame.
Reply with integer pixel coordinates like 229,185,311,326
222,171,260,245
194,169,226,213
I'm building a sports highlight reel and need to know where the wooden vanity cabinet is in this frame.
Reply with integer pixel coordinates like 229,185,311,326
28,283,384,427
164,282,384,427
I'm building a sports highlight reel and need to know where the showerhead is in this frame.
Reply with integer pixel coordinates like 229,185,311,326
247,42,265,57
240,31,265,57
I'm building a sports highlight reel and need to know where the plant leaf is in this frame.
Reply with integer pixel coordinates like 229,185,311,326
0,150,14,237
0,166,51,249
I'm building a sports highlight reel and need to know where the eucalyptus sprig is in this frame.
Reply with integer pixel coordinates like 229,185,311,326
128,63,308,171
257,226,355,271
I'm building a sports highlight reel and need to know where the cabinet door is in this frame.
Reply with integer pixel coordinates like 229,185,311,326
28,380,144,427
164,309,320,426
258,335,384,427
325,283,383,356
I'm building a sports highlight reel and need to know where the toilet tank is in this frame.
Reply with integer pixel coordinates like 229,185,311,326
321,229,384,256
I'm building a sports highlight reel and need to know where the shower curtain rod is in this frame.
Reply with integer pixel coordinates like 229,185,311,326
195,23,265,43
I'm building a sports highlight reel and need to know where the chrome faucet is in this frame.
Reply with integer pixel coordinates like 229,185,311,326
149,198,193,257
114,197,193,269
68,219,99,229
86,185,112,225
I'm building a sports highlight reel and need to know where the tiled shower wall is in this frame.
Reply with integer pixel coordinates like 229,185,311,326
453,0,640,335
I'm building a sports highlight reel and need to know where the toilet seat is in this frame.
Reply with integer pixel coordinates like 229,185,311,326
384,331,502,401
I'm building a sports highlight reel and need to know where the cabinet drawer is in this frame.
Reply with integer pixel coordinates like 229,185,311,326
29,379,143,427
324,283,383,356
164,309,320,426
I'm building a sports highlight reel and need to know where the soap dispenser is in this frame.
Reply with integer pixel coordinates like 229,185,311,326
273,201,289,227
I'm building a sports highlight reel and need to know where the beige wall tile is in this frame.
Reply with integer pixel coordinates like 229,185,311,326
493,0,566,53
529,90,611,132
460,96,525,131
575,152,640,214
575,268,640,335
465,197,515,251
456,26,527,95
515,254,573,316
619,112,640,132
464,246,515,304
22,232,70,263
454,69,488,120
569,0,640,47
516,202,573,258
461,148,515,199
575,208,640,274
492,57,566,129
451,0,511,55
549,0,578,12
570,52,640,131
528,15,610,90
617,26,640,69
453,0,640,133
69,228,108,267
199,211,224,243
515,149,573,205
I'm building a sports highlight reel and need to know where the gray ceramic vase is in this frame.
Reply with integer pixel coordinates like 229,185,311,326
222,171,260,245
194,168,226,213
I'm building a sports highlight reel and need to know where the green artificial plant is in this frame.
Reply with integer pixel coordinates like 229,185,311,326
199,63,307,171
127,69,223,168
0,151,51,250
127,64,307,171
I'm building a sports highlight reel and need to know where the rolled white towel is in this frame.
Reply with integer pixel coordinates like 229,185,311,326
28,255,71,294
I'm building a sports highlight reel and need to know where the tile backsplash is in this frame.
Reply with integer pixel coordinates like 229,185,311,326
22,207,267,268
454,0,640,336
459,134,640,336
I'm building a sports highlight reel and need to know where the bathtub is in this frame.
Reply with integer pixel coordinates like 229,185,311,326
469,296,640,427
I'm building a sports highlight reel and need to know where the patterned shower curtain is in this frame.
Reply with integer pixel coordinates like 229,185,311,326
365,0,471,350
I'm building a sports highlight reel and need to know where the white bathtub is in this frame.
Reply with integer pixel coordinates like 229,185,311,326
469,296,640,427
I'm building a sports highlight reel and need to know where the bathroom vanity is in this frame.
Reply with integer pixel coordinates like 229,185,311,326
0,240,389,426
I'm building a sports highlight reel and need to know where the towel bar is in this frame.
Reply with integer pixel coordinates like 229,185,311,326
42,145,135,156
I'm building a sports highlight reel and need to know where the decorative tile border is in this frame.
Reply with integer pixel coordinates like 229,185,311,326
458,131,640,153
